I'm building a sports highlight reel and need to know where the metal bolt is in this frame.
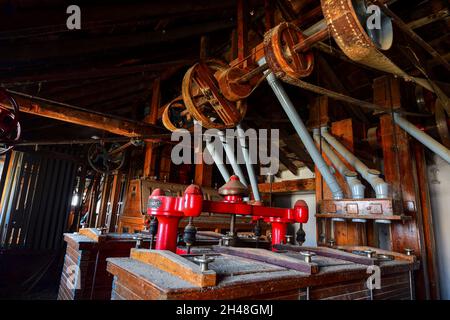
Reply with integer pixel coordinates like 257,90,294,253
405,248,414,256
285,235,293,244
222,235,233,247
96,227,107,235
133,236,143,248
365,250,376,259
301,251,316,263
194,254,215,272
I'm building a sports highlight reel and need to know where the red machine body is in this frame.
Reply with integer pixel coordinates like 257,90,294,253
147,176,309,252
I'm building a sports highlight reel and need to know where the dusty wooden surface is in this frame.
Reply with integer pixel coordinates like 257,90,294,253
107,246,415,300
130,249,217,287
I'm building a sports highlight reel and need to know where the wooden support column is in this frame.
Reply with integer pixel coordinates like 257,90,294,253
377,75,431,299
264,0,275,31
143,78,161,178
413,142,440,299
194,156,213,187
97,175,112,228
237,0,249,63
87,175,100,227
107,173,125,233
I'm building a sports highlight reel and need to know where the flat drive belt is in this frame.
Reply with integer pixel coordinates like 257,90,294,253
321,0,436,94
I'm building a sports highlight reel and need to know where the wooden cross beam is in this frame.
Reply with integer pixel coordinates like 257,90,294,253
2,90,161,138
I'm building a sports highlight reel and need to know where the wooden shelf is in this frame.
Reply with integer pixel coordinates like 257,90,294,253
315,213,411,221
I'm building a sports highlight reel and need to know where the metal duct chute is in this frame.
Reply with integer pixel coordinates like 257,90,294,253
218,131,248,187
205,134,231,182
320,127,389,199
236,124,261,202
313,129,365,199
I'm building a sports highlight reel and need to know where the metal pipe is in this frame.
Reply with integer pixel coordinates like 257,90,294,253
218,131,248,186
393,113,450,164
259,57,343,200
303,19,327,37
236,124,261,202
321,127,389,199
205,136,231,182
313,129,365,199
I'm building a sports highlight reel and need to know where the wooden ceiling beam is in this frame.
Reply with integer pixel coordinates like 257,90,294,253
1,0,249,30
0,19,236,63
57,75,152,103
2,90,160,137
1,59,192,85
70,79,154,108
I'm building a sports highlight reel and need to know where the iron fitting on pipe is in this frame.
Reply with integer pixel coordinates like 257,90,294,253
320,126,388,199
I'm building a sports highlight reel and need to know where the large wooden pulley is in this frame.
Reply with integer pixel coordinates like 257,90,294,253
162,97,194,132
0,89,21,155
264,22,315,81
182,60,247,130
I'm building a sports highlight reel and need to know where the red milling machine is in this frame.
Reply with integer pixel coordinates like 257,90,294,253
147,175,309,253
103,176,418,300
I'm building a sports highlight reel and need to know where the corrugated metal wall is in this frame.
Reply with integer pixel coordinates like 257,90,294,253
0,148,79,250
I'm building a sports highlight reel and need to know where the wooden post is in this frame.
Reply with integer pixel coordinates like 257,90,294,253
97,175,112,228
107,173,125,233
413,142,440,299
143,78,161,178
87,175,100,227
194,156,213,187
264,0,275,31
377,75,431,299
237,0,249,63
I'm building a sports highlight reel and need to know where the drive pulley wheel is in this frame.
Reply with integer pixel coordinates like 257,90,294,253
264,22,314,81
182,60,247,130
162,97,194,132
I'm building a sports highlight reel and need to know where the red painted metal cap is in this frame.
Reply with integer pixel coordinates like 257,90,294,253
183,184,203,217
151,188,166,196
184,184,203,195
294,199,309,223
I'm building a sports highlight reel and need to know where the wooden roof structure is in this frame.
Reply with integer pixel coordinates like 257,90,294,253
1,0,449,173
